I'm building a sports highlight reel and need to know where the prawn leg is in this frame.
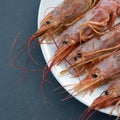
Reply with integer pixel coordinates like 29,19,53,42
80,21,107,41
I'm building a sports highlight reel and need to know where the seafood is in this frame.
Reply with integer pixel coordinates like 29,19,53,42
87,77,120,120
62,22,120,76
29,0,98,44
39,1,120,119
80,0,120,42
91,77,120,111
68,50,120,96
49,17,86,67
50,0,120,68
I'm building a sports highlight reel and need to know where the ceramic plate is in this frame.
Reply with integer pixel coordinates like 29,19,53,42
38,0,118,116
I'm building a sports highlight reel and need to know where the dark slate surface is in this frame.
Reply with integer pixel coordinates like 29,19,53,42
0,0,116,120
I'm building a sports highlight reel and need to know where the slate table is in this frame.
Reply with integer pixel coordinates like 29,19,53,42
0,0,117,120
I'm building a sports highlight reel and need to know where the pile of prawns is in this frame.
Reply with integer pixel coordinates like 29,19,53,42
28,0,120,119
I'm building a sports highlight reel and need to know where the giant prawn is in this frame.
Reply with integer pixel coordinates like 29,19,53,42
29,0,98,45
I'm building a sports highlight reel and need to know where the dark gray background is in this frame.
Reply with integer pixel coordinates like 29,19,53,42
0,0,117,120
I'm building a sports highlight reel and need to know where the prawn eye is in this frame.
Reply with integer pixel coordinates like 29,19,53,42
46,20,51,25
104,90,109,95
62,34,70,44
63,39,68,44
91,73,98,78
74,53,82,61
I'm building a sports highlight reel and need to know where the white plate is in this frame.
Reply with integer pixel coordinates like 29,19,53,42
38,0,118,116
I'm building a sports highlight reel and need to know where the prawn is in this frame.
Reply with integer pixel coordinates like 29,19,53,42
80,0,120,42
83,77,120,120
66,50,120,98
49,17,86,67
26,0,99,67
62,22,120,76
49,0,120,69
41,17,87,89
10,0,97,71
29,0,98,44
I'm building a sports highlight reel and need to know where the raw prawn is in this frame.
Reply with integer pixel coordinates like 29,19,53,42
41,16,87,89
49,17,86,67
30,0,98,44
83,77,120,120
91,77,120,112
